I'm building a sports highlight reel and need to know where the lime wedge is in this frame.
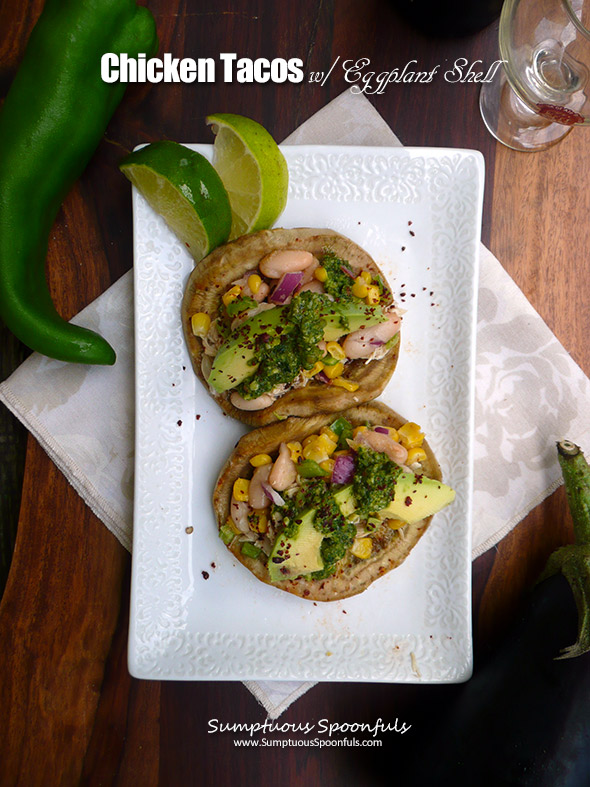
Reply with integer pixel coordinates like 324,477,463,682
206,113,288,240
120,140,232,260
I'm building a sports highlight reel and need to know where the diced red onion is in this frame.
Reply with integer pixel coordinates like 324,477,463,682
262,482,285,506
369,339,385,346
316,371,332,385
340,264,356,279
374,426,389,435
331,453,356,484
270,271,304,304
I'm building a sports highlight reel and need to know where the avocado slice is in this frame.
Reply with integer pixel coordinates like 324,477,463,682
321,302,386,342
333,474,455,525
208,301,386,394
377,472,455,525
268,509,324,582
333,484,356,517
208,306,288,393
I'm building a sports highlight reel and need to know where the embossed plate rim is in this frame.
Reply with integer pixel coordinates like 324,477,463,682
129,144,484,682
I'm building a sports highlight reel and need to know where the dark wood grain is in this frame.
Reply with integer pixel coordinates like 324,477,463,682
0,0,586,783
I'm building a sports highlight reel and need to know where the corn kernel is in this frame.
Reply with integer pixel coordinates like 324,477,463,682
351,537,373,559
314,266,328,282
398,422,424,449
360,270,372,284
320,426,339,443
352,278,369,299
325,341,346,361
315,433,338,456
386,518,407,530
222,285,242,306
191,312,211,337
232,478,250,501
387,427,400,441
333,449,350,457
320,459,335,474
250,453,272,467
287,441,302,462
249,509,268,534
247,274,262,294
303,361,324,378
407,446,428,465
323,361,345,379
353,425,368,438
332,377,359,392
365,285,380,305
302,443,328,464
302,434,319,448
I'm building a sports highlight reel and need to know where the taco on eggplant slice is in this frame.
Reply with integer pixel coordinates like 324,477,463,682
182,228,402,426
213,402,455,602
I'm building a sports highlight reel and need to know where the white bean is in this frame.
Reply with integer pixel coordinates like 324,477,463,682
342,311,401,360
251,281,270,302
299,256,320,284
296,279,324,295
268,442,297,491
248,464,272,509
230,496,250,533
259,249,315,279
230,391,275,411
356,429,408,465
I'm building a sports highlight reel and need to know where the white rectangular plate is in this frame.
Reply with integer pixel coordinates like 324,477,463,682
129,144,484,682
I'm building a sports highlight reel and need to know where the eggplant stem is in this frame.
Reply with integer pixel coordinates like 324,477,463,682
539,545,590,659
538,441,590,658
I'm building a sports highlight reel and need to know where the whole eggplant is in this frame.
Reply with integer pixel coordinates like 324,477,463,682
402,441,590,787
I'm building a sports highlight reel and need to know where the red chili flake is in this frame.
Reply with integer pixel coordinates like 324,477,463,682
405,496,413,506
303,589,310,596
196,414,201,420
409,230,415,237
201,571,209,580
177,420,182,426
401,246,406,251
408,220,413,226
536,103,584,125
211,562,216,569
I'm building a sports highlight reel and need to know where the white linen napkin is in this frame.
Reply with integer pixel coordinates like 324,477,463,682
2,89,590,720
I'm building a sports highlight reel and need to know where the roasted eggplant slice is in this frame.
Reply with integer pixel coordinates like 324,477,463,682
213,402,455,602
182,228,401,426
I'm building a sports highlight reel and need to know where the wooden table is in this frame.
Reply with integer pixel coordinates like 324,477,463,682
1,1,588,783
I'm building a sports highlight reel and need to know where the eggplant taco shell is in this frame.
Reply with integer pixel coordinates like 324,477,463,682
182,228,400,427
213,402,443,602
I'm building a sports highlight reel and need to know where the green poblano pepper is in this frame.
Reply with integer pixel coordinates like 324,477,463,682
0,0,158,364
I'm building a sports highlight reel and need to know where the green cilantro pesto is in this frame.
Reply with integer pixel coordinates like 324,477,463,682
236,291,327,400
320,251,355,301
272,477,356,579
353,445,401,516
